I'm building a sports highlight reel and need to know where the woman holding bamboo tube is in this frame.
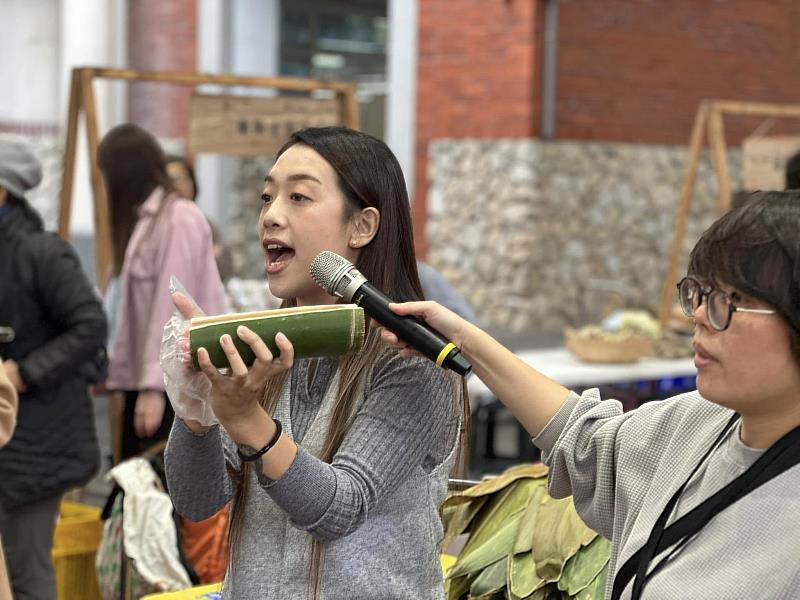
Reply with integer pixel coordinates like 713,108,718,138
379,190,800,599
164,127,469,599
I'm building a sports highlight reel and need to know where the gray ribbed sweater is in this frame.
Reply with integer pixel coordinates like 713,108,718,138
165,352,460,599
534,389,800,599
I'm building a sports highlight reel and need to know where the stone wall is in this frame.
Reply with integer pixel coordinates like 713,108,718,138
0,134,63,230
426,139,742,331
227,156,275,279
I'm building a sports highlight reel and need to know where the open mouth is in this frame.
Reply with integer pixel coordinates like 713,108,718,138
264,242,296,272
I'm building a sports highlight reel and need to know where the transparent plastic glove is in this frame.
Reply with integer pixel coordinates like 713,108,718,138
159,275,218,426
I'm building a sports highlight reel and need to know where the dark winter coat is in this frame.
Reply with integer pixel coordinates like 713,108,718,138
0,198,107,510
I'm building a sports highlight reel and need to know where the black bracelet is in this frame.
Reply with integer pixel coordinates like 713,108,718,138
237,419,283,462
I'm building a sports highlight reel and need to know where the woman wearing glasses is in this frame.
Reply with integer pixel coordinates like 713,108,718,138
379,190,800,599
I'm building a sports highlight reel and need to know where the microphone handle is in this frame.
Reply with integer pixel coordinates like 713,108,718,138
352,282,472,376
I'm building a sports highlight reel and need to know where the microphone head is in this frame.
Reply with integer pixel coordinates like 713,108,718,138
309,251,365,301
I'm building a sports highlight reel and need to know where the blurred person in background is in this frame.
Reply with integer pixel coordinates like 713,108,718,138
785,149,800,190
416,261,476,323
165,154,235,283
98,125,225,460
166,153,284,317
0,139,106,600
0,364,17,600
164,153,198,202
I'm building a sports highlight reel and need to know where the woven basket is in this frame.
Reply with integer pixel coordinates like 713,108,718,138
564,327,654,364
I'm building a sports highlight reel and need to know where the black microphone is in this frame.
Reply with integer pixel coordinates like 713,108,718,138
309,251,472,376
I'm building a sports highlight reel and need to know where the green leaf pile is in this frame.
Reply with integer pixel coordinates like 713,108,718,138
442,464,610,600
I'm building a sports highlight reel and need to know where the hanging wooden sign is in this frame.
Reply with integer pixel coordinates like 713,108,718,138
742,135,800,191
189,94,341,156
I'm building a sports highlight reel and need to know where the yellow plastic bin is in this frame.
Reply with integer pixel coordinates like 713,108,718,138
141,556,457,599
140,583,223,599
52,500,103,600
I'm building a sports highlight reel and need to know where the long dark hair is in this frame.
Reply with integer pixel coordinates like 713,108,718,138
227,127,469,594
97,124,174,275
689,190,800,357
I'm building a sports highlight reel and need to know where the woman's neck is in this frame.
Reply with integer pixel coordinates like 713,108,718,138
739,402,800,449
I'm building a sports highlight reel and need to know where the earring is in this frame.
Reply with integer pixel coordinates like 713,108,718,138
350,240,358,247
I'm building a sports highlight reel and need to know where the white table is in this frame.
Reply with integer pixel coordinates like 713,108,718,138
467,347,696,402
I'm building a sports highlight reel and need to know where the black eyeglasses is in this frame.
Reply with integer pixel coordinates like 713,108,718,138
677,277,776,331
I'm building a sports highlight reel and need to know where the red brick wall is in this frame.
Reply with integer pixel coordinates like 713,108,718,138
555,0,800,144
415,0,800,253
414,0,540,257
128,0,197,138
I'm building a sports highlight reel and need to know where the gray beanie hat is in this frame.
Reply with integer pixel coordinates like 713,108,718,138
0,140,42,199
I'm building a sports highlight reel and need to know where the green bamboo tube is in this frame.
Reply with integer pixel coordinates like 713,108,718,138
189,304,365,369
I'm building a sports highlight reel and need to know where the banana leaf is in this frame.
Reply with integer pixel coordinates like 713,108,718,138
461,478,541,557
442,463,548,509
513,486,547,554
557,536,611,596
467,592,505,600
508,550,545,598
525,582,561,600
468,556,508,597
449,511,524,578
442,494,488,550
573,565,608,600
444,463,606,600
468,591,506,600
445,573,474,600
531,496,597,582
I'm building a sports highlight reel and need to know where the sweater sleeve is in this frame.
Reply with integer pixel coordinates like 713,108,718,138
533,388,700,539
16,235,108,391
164,417,238,521
261,352,459,542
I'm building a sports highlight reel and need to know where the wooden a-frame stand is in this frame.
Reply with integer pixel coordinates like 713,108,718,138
57,66,357,465
57,66,359,290
658,99,800,326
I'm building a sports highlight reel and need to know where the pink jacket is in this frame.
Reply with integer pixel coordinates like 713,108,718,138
107,188,225,391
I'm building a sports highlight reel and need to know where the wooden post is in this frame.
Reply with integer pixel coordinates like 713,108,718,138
658,103,710,326
337,83,360,129
58,69,82,239
707,107,731,213
714,100,800,118
79,68,113,290
110,392,124,466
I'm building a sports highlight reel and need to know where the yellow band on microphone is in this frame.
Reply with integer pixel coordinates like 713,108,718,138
436,342,457,367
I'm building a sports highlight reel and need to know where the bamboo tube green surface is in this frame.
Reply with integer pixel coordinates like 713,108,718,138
189,304,365,369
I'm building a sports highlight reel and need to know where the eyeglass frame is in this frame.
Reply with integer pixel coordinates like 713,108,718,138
676,276,776,331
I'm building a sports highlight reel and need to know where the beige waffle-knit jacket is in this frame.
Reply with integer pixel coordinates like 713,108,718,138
0,366,18,600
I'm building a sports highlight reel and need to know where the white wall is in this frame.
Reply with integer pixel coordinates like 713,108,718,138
59,0,127,235
0,0,125,237
386,0,417,198
195,0,281,230
0,0,60,123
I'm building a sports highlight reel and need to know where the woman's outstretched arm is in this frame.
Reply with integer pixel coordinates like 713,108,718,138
380,300,571,437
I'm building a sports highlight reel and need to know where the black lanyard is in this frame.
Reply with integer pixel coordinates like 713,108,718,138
612,413,800,600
